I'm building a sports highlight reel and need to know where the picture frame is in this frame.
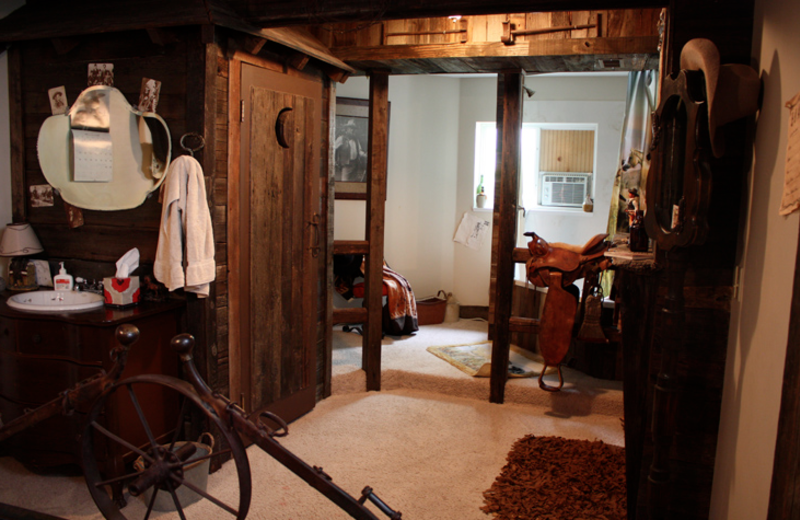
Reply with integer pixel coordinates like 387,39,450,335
333,97,390,200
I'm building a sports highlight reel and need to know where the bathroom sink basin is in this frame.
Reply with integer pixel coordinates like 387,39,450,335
6,290,104,313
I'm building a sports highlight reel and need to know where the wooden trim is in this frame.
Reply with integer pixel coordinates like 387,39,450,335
333,307,368,324
363,72,389,392
227,57,243,407
8,47,25,223
232,50,286,74
489,71,523,404
333,240,370,255
323,80,336,398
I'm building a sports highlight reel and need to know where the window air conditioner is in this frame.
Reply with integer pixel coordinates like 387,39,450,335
540,173,590,208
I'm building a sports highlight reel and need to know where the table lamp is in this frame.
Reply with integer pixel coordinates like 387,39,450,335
0,222,44,291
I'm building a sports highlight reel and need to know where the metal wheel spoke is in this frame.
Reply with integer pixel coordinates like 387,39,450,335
125,383,159,453
169,448,230,470
144,486,158,520
89,420,154,464
168,395,192,451
170,474,239,516
93,468,145,488
165,479,188,520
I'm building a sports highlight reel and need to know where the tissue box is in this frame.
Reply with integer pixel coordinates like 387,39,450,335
103,277,140,307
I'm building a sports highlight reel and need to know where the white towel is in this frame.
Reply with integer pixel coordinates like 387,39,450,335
154,155,215,298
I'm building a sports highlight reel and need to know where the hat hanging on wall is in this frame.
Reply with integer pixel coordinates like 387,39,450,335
679,38,761,158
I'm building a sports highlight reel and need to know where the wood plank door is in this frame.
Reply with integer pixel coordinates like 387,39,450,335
236,63,321,423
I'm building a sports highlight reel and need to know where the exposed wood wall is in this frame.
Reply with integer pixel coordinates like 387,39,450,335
310,10,662,47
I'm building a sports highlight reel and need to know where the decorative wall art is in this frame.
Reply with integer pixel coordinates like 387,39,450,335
333,97,390,200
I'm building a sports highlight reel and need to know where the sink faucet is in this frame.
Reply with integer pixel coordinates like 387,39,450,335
75,277,103,294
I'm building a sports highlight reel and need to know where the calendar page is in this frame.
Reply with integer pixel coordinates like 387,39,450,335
72,129,113,182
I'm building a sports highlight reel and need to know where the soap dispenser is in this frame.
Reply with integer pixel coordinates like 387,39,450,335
53,262,74,291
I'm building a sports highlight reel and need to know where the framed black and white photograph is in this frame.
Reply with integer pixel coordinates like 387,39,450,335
334,97,390,200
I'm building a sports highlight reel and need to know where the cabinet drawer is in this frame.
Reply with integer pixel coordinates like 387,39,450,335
13,320,83,358
0,351,100,407
0,316,14,353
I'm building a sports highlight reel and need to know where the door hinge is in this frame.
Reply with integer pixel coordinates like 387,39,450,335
240,100,245,123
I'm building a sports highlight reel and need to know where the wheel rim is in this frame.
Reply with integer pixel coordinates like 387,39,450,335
81,375,251,520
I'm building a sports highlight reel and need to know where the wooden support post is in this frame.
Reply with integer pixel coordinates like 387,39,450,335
489,71,523,404
363,71,389,391
647,247,687,518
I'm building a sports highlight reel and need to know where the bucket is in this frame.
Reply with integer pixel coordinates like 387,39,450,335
132,432,214,511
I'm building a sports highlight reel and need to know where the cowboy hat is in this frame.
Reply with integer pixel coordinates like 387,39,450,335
679,38,760,158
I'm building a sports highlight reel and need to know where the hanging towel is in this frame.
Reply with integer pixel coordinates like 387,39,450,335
154,155,215,298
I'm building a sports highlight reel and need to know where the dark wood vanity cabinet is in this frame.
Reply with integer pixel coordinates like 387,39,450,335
0,296,185,476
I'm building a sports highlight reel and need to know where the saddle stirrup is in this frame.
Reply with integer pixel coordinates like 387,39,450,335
538,363,564,392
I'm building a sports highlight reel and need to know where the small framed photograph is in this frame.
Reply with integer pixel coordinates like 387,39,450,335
48,86,68,115
138,78,161,113
29,184,54,207
88,63,114,86
334,97,390,200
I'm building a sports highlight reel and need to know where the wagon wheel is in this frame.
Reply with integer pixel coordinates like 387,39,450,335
81,375,252,520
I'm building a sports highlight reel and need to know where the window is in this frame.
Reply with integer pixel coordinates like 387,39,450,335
474,122,598,211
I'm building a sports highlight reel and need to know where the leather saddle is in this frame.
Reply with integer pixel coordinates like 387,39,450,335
522,232,611,392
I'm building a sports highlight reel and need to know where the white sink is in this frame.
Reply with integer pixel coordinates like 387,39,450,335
7,290,104,313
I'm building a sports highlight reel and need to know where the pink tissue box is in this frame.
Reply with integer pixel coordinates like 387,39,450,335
103,277,140,307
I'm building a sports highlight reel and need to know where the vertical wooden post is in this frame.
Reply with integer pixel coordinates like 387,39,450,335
363,71,389,391
490,71,523,404
647,247,686,518
8,47,25,223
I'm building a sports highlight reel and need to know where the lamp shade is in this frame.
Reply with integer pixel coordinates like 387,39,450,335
0,223,44,257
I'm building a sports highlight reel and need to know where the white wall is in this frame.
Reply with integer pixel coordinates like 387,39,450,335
0,1,25,281
453,74,627,306
337,73,627,307
334,75,461,300
711,0,800,517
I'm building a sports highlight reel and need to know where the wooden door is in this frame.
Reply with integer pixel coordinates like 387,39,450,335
236,63,320,422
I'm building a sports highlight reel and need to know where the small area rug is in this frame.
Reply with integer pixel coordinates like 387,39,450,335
482,435,626,520
426,342,551,378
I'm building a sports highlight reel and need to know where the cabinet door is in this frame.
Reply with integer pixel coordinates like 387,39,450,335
235,63,320,422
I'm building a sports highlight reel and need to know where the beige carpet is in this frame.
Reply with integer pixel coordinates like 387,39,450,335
333,318,624,418
0,319,625,519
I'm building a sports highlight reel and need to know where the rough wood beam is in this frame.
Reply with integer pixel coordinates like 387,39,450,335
363,72,389,392
287,51,310,71
243,35,267,55
490,71,523,404
8,47,24,223
245,0,668,26
333,36,658,61
333,307,368,324
146,27,180,46
50,37,79,55
334,240,370,255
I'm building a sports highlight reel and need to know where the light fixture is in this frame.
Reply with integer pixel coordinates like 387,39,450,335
0,222,44,291
449,15,462,22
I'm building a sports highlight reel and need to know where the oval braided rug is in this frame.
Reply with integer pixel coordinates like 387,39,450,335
481,435,626,520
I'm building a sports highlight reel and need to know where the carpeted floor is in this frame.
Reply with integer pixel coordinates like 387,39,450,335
0,319,625,519
333,318,624,418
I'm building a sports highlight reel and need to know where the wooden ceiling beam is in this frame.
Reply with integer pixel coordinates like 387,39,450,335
334,35,658,62
244,0,667,26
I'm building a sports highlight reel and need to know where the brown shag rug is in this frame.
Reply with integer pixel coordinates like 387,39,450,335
481,435,626,520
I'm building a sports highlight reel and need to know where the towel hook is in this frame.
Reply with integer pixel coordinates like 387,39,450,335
180,132,205,157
